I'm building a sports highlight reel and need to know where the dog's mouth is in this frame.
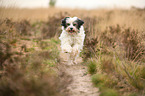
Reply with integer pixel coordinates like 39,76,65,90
68,30,75,33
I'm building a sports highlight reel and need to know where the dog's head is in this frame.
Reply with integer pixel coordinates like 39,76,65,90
61,17,84,34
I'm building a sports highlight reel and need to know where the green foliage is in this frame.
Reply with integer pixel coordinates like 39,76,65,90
92,74,106,87
25,47,35,52
127,93,138,96
43,59,56,67
87,60,97,74
100,89,118,96
140,66,145,79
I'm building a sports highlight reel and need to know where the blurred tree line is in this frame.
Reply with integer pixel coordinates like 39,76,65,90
49,0,57,7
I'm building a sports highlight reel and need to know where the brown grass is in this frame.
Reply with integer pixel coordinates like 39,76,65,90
0,7,145,31
0,7,145,96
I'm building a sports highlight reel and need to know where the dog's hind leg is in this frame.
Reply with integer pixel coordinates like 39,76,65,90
71,47,80,64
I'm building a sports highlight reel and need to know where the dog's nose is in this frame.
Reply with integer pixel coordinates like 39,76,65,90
70,28,73,30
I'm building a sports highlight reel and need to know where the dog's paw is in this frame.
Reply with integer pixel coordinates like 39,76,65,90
67,60,78,65
68,61,73,65
62,47,72,53
73,61,78,65
67,60,76,65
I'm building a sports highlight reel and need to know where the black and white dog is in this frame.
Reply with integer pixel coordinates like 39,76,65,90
59,17,85,65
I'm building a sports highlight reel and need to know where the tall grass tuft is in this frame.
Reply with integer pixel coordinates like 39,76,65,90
87,60,97,74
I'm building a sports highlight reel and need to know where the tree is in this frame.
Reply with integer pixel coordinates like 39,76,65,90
49,0,56,7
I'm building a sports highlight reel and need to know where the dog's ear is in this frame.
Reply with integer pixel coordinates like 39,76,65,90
77,18,84,29
61,17,69,28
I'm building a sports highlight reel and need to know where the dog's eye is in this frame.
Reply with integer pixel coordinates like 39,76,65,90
67,23,70,26
73,24,76,26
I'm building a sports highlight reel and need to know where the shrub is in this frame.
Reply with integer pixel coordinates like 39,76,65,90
83,37,98,60
100,25,145,61
101,57,115,74
0,49,69,96
41,13,65,39
92,74,106,87
140,66,145,79
0,40,14,70
100,89,118,96
87,60,97,74
49,0,56,7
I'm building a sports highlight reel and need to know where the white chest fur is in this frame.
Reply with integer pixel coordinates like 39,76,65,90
59,26,85,53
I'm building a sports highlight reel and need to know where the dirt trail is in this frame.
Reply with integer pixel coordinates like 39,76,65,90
59,52,99,96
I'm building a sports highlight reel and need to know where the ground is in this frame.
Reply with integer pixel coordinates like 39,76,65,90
59,52,99,96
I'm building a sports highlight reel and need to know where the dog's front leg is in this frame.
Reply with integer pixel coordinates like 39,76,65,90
62,45,72,53
71,44,81,64
60,39,72,53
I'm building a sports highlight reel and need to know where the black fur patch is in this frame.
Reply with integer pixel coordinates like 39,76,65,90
76,19,84,29
61,17,70,28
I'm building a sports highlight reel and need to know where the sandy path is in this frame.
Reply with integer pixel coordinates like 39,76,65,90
59,52,99,96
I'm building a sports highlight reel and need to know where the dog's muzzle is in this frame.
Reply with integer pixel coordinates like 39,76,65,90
68,27,75,33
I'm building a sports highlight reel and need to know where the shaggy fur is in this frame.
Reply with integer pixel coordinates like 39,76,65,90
59,17,85,65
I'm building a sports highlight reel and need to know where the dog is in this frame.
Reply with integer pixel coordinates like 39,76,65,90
59,17,85,65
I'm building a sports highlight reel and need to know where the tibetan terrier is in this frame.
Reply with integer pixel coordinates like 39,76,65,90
59,17,85,65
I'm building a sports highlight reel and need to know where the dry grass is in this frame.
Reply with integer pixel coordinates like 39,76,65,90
0,7,145,31
0,7,145,96
85,21,145,96
0,14,71,96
